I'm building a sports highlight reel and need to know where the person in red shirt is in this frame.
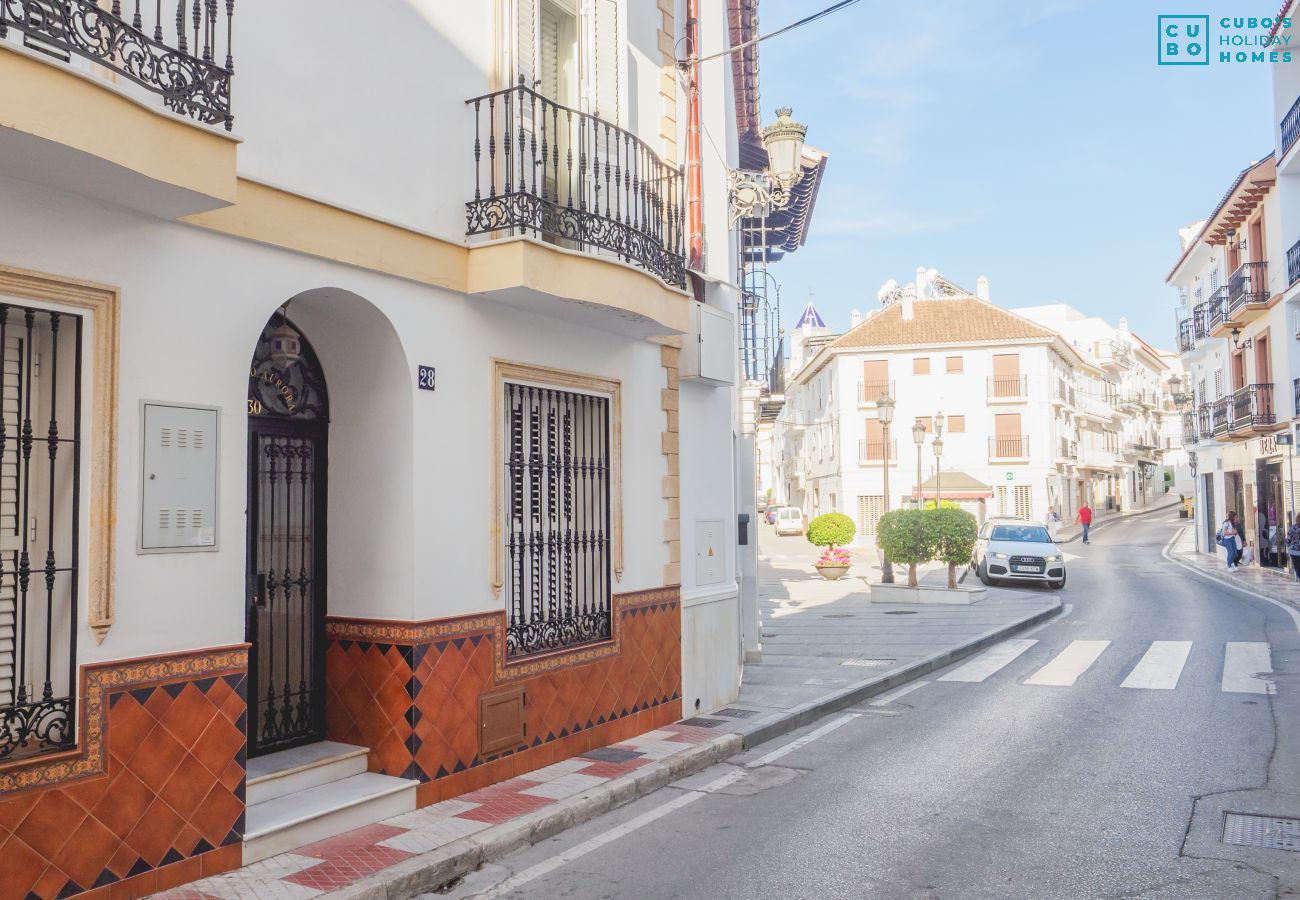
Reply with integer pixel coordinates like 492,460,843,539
1077,503,1093,544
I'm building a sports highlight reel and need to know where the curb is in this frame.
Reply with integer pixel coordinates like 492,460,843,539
326,597,1062,898
1057,498,1181,545
732,595,1062,748
325,733,743,899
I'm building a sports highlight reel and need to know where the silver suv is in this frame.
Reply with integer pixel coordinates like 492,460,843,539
972,517,1066,589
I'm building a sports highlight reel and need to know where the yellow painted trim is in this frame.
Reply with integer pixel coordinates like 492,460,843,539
467,239,691,334
182,179,470,292
0,43,236,205
490,360,623,593
0,265,119,644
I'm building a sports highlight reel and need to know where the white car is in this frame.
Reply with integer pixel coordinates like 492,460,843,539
972,519,1066,589
773,506,805,537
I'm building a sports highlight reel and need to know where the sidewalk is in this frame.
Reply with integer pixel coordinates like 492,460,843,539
1168,523,1300,613
155,549,1057,900
1055,494,1182,543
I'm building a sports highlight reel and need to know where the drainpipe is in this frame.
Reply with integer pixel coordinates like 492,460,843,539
686,0,704,271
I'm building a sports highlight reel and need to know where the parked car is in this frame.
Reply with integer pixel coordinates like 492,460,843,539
774,506,805,536
972,519,1065,589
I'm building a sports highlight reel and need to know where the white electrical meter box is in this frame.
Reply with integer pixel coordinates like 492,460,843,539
680,302,735,385
695,519,725,586
139,401,219,552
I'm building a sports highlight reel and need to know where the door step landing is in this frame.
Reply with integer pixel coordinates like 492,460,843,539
243,741,417,865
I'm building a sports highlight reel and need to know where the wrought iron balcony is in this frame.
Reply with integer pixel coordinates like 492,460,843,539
1283,92,1300,158
1182,411,1198,446
1056,438,1077,460
1209,397,1230,436
1177,318,1194,353
0,0,234,129
1289,238,1300,287
859,438,897,464
989,435,1028,460
466,77,686,287
1192,300,1211,341
988,374,1027,400
857,380,894,405
1227,261,1268,314
1229,383,1275,431
1204,287,1229,333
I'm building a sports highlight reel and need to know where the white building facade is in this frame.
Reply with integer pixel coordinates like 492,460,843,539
0,1,761,894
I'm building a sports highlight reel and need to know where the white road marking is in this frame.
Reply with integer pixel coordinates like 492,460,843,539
868,680,930,705
466,714,860,898
1222,642,1275,694
938,639,1037,683
1120,641,1192,690
1024,640,1110,686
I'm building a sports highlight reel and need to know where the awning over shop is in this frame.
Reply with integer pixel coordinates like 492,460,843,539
910,470,994,500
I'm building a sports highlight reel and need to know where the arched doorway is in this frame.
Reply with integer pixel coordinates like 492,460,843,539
246,312,329,756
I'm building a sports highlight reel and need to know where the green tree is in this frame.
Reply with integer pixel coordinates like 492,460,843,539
925,507,979,589
877,509,931,586
807,512,855,548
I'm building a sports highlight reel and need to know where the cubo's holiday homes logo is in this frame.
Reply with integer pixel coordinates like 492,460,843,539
1158,14,1293,65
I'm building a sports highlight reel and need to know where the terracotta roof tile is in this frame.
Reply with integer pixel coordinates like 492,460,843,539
829,299,1057,349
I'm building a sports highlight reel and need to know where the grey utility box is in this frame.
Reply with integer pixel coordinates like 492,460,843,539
139,401,219,552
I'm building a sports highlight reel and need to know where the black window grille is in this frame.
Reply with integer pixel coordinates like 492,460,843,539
0,305,83,762
503,383,611,658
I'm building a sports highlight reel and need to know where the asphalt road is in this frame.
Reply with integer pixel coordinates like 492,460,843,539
436,512,1300,899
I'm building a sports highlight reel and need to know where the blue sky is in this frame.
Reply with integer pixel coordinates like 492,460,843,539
754,0,1276,350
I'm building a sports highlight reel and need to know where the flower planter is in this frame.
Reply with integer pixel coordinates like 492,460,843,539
815,564,850,581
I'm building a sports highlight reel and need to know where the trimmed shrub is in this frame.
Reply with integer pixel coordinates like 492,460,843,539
807,512,855,549
877,509,931,587
925,507,979,589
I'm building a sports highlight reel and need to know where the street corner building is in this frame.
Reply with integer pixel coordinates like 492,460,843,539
0,1,767,896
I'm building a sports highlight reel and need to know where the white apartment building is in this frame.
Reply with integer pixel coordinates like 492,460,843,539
1170,152,1292,559
0,2,787,894
775,275,1115,547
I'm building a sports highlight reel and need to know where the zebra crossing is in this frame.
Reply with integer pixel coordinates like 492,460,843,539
937,639,1274,694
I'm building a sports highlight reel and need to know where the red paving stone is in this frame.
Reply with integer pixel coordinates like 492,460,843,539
284,844,416,889
457,791,554,824
293,822,409,859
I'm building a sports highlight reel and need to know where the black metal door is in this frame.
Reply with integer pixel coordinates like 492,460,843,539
246,314,329,757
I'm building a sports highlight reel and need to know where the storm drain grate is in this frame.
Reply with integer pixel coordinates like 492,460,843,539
716,707,761,719
680,717,727,728
841,658,895,668
1222,813,1300,851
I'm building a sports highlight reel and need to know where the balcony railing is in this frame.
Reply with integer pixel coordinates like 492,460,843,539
1204,287,1230,332
988,374,1027,400
1230,383,1275,430
859,438,898,464
1057,438,1077,459
1227,261,1268,314
989,435,1028,459
1295,377,1300,419
466,77,686,287
1289,238,1300,287
1192,301,1210,341
1182,411,1198,446
1210,397,1230,436
1283,92,1300,158
1078,394,1115,420
0,0,234,129
857,380,895,405
1177,318,1194,353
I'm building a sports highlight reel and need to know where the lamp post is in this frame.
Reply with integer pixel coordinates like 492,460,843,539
877,394,896,584
912,420,926,509
934,412,945,507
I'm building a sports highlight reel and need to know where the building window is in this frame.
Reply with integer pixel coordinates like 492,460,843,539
1214,370,1223,399
1014,485,1032,519
948,415,965,433
996,485,1008,516
945,355,963,374
502,380,613,658
857,495,885,539
1,304,83,762
913,357,930,375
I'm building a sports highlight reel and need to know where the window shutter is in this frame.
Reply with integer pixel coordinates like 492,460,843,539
0,330,28,706
588,0,620,124
539,2,561,99
516,0,540,87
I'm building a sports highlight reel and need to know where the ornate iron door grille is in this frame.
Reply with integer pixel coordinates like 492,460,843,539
0,306,83,762
246,315,328,757
504,383,611,658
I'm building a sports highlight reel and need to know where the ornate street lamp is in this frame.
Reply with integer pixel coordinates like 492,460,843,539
912,420,926,510
877,393,896,584
728,107,809,226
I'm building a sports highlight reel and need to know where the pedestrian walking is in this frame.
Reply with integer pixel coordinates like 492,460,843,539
1043,507,1062,542
1076,502,1093,544
1217,511,1242,572
1288,517,1300,581
1257,505,1272,567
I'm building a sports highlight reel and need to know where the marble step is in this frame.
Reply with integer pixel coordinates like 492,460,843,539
246,741,370,806
243,772,418,865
